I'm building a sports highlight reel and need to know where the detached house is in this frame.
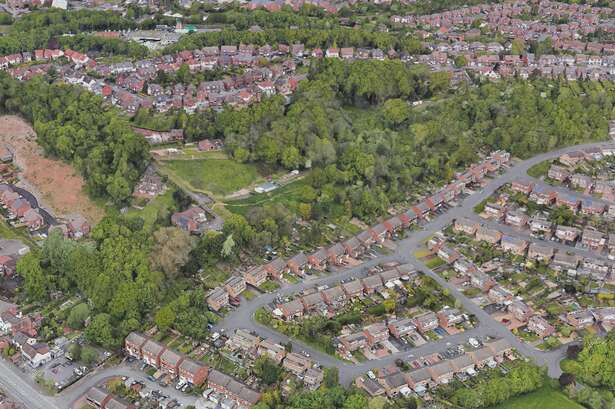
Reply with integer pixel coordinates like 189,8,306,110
511,179,534,195
529,216,552,234
282,352,312,376
277,299,304,321
567,310,595,328
527,243,554,262
360,323,388,346
475,226,502,245
264,257,286,280
413,311,438,334
500,235,528,256
555,225,580,242
505,210,528,227
529,185,556,205
224,276,246,298
171,206,208,234
527,316,555,338
387,318,417,339
437,307,464,327
570,174,593,190
547,165,570,182
338,332,368,353
508,301,533,322
454,218,479,235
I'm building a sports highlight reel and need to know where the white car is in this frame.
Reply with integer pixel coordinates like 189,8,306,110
468,338,480,348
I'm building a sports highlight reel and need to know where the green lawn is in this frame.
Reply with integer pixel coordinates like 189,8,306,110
527,160,551,178
159,158,262,197
491,385,583,409
425,257,445,269
224,178,309,216
126,190,175,232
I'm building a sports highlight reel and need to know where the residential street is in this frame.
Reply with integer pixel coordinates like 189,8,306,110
216,140,615,385
0,141,612,407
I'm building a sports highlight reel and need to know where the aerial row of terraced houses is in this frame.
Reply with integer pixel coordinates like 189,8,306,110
124,332,261,408
206,150,511,312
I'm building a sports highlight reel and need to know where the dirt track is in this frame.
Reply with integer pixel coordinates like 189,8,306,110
0,116,103,224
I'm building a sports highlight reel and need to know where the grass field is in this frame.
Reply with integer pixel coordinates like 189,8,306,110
491,385,583,409
225,178,309,216
159,158,262,197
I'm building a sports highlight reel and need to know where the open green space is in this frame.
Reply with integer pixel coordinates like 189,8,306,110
491,384,583,409
527,160,552,178
159,157,262,197
224,178,309,216
126,190,175,232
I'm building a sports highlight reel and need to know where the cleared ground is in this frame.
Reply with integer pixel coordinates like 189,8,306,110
0,116,104,223
492,385,583,409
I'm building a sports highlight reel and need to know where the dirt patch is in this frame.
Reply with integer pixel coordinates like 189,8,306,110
0,116,104,224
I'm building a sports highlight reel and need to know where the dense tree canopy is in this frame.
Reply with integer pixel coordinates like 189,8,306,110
167,27,426,54
0,74,150,203
0,9,137,54
18,218,164,347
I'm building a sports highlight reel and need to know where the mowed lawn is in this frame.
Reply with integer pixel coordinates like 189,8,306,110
491,385,583,409
161,158,262,197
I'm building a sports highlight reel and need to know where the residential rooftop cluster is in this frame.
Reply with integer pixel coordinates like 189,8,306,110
355,338,514,398
459,215,615,277
205,151,510,313
225,329,324,390
438,221,615,338
390,0,615,80
1,46,305,115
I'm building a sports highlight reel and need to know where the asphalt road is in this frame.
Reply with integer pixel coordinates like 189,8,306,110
1,141,613,407
216,140,615,385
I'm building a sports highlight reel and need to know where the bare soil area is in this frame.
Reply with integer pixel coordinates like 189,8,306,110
0,116,104,224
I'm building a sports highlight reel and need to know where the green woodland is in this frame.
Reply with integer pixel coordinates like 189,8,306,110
0,74,150,204
147,60,615,225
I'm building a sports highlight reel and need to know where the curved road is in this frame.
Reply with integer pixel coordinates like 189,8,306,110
0,141,611,408
216,141,614,385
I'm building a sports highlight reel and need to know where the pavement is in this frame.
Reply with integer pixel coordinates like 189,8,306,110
0,141,613,407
